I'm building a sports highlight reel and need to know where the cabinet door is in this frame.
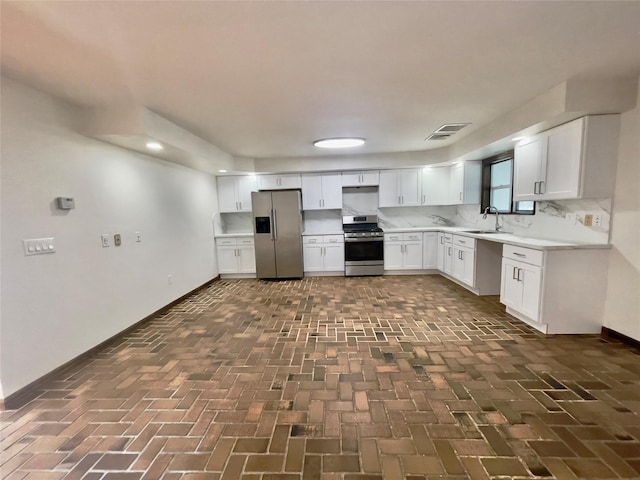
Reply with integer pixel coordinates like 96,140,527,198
257,175,279,190
237,245,256,273
542,119,582,200
301,174,324,210
423,233,438,269
513,137,544,201
460,246,475,287
359,171,380,186
303,244,324,272
217,245,239,273
323,243,345,271
436,234,447,271
321,173,343,209
378,170,399,207
500,258,523,309
444,243,454,275
278,174,302,189
236,176,257,212
399,169,421,206
449,163,464,205
422,167,450,205
520,263,542,321
403,242,423,270
217,176,239,212
384,242,404,269
452,246,465,281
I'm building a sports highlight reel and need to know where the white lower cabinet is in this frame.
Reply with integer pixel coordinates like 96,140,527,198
384,233,423,271
452,244,475,287
216,237,256,276
499,244,608,334
303,235,344,275
437,232,453,274
422,232,438,269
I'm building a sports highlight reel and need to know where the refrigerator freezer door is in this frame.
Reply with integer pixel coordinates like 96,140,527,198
252,191,277,278
272,191,304,278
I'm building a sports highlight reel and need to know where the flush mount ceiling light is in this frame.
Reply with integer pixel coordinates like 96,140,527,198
146,141,164,151
218,169,228,173
313,137,365,149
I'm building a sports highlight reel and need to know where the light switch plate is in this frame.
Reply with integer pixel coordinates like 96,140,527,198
24,238,55,256
101,234,110,247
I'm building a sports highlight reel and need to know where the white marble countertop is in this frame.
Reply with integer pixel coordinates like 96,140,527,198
383,227,610,250
214,232,254,238
302,231,344,236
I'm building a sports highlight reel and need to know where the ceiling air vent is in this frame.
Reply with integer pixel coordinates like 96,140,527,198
435,123,470,133
425,123,471,142
426,133,452,141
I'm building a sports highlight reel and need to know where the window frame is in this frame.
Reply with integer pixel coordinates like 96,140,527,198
480,150,535,216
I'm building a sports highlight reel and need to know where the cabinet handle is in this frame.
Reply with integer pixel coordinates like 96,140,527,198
239,201,242,210
513,252,526,258
402,195,405,204
459,240,466,244
459,192,463,201
512,266,518,280
517,268,523,282
422,194,425,203
440,237,444,244
539,181,545,194
448,247,452,256
534,181,539,194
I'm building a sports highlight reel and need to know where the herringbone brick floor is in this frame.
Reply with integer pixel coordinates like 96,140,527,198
2,275,640,479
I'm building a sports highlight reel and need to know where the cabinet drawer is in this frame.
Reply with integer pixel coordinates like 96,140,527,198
453,235,476,249
216,238,237,246
384,233,403,242
303,236,324,244
237,237,254,246
503,245,544,266
323,235,344,244
439,233,453,243
402,232,423,242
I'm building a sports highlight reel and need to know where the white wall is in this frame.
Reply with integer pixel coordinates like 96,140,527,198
0,77,220,399
603,77,640,341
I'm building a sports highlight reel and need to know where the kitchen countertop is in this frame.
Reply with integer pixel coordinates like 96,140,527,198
302,231,344,236
214,233,254,238
383,227,610,251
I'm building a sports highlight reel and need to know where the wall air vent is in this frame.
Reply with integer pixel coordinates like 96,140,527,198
435,123,470,133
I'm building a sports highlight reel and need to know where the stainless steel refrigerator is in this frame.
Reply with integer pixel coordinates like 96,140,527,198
252,190,304,279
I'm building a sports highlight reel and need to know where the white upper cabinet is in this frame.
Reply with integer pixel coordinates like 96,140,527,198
217,175,257,213
301,173,342,210
421,162,481,206
448,161,482,205
342,170,380,187
258,174,302,190
421,167,450,205
513,115,620,201
379,169,421,207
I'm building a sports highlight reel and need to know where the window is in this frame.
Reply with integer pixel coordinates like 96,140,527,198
481,151,534,215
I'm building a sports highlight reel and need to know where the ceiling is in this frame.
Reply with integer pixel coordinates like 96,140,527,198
2,1,639,160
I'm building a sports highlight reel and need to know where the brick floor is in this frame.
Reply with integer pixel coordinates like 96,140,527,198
1,275,640,479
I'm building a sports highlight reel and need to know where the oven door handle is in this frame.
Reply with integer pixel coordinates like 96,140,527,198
344,237,383,243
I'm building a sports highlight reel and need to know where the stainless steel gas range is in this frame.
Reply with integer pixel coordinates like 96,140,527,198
343,215,384,276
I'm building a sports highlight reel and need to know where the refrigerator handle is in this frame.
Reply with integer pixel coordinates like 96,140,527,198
269,209,275,241
272,209,278,241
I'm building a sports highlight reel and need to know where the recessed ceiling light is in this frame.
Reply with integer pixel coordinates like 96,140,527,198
146,141,164,151
313,137,365,149
218,169,228,173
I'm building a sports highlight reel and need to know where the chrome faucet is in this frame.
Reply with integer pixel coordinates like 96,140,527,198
483,206,501,231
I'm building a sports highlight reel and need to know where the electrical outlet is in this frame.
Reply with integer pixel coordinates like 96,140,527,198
593,214,602,228
135,232,142,242
584,214,593,227
101,234,110,247
114,233,122,246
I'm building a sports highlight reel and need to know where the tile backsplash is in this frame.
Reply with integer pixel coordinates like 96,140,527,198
215,187,611,245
